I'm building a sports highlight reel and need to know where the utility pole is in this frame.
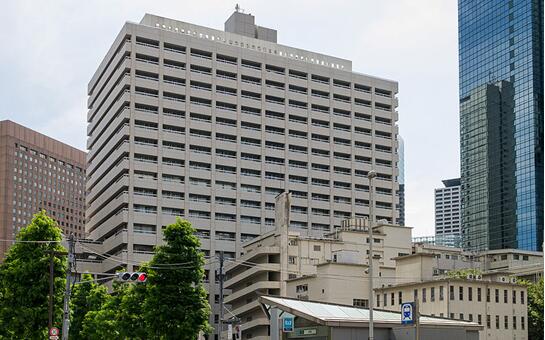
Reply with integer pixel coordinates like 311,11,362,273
218,251,225,339
48,251,55,329
61,234,75,340
367,170,377,340
415,298,420,340
47,247,68,330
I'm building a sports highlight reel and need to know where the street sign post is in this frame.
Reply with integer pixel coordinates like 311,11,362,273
401,302,415,325
49,327,60,340
282,316,294,332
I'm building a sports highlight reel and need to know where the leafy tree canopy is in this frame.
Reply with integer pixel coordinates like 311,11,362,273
0,210,67,339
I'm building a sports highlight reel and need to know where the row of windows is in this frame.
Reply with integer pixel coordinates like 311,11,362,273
132,65,393,112
132,139,393,169
131,91,394,136
378,286,525,307
131,37,394,97
132,189,392,212
132,154,394,184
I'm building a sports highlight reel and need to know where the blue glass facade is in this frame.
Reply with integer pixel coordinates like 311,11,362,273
459,0,543,251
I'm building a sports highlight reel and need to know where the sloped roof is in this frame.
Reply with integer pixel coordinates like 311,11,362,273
259,296,482,330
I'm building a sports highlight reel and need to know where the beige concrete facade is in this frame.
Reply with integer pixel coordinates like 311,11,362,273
85,10,400,334
408,242,544,282
375,278,528,340
0,120,86,258
224,199,412,339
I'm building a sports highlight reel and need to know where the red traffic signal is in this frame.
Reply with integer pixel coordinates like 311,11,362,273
117,271,147,283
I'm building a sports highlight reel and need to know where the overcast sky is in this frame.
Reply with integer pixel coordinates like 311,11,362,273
0,0,460,236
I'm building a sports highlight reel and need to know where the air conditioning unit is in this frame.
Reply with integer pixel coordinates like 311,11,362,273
466,274,474,280
475,274,482,281
499,276,508,283
510,277,517,284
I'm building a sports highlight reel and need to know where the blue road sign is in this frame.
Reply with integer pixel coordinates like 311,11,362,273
401,302,415,325
283,317,294,332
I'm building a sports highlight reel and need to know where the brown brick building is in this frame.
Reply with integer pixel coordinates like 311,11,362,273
0,120,86,258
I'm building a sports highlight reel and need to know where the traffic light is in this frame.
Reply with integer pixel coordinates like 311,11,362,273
116,272,147,283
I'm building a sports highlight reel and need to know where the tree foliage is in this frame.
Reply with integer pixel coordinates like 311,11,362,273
144,218,211,338
520,278,543,339
70,273,109,338
77,218,211,339
0,211,67,338
446,268,482,279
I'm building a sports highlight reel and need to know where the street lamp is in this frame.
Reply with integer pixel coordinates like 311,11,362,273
367,170,377,340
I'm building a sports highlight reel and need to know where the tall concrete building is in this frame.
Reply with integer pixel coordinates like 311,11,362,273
435,178,461,238
86,10,399,334
397,135,405,225
0,120,86,258
459,0,543,251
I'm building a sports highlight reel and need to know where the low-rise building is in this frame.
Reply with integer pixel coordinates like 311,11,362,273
259,295,482,340
224,193,412,339
374,278,528,340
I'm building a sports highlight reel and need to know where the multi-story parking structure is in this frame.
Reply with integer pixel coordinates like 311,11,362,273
85,10,399,335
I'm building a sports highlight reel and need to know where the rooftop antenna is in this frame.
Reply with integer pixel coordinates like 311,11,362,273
235,4,244,13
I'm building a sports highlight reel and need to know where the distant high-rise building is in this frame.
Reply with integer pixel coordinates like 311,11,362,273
435,178,461,238
397,135,405,226
459,0,543,251
0,120,86,258
85,10,400,336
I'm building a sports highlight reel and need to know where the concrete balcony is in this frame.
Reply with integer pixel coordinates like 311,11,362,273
224,281,281,304
225,263,280,289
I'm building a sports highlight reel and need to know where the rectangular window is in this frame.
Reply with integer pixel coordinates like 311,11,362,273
513,316,517,329
391,293,394,306
384,294,387,307
422,288,427,303
431,287,435,302
495,289,499,303
414,289,418,300
504,290,508,303
468,287,472,301
460,313,464,320
513,290,516,304
469,314,473,322
450,286,455,300
439,286,444,301
478,314,482,325
504,315,508,329
477,287,482,302
353,299,368,308
398,291,402,305
459,286,464,301
495,315,500,329
376,294,380,307
521,291,525,304
486,315,491,329
487,288,491,302
521,316,525,330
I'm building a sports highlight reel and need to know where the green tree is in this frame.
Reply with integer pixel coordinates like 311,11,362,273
80,283,124,339
70,273,109,338
144,218,211,339
446,268,482,279
521,278,543,339
0,211,67,339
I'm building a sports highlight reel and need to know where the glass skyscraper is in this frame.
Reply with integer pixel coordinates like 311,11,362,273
459,0,543,251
